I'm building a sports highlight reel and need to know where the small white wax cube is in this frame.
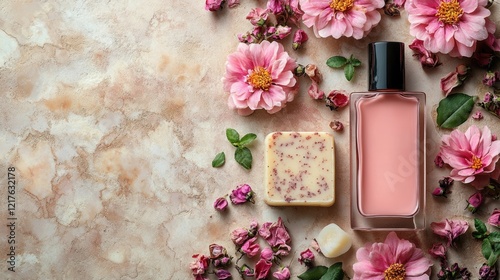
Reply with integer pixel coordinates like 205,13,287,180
316,223,352,258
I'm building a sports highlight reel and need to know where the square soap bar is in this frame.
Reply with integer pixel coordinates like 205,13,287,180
264,132,335,206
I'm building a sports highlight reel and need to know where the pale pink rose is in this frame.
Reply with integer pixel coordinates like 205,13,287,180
439,125,500,189
406,0,491,57
222,41,298,116
300,0,385,39
241,237,260,258
353,232,432,279
273,266,291,280
430,219,469,247
246,8,269,26
255,259,273,280
488,209,500,227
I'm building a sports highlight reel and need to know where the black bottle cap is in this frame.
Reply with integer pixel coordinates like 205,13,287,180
368,41,405,91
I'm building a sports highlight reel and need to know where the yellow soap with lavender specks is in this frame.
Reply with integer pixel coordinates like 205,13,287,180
264,131,335,206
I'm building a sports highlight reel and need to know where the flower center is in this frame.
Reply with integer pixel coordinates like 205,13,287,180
435,0,463,25
471,155,483,170
329,0,354,12
384,263,406,280
248,66,272,90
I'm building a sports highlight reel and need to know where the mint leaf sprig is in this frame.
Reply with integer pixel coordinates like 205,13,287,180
472,218,500,267
326,54,361,81
213,128,256,170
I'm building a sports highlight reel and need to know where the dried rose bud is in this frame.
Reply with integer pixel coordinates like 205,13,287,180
271,25,292,40
260,247,274,262
466,192,483,213
483,71,499,87
308,82,325,100
246,7,268,26
479,264,497,280
432,187,445,197
273,266,291,280
325,90,349,110
267,0,284,14
238,264,255,277
428,243,447,259
472,111,484,120
434,154,445,168
241,237,260,257
230,184,255,204
205,0,224,11
230,228,250,245
488,208,500,227
305,64,323,84
329,120,344,132
409,39,441,68
209,244,228,259
213,256,232,268
298,248,315,266
189,254,209,275
213,197,228,211
292,29,308,50
215,269,232,280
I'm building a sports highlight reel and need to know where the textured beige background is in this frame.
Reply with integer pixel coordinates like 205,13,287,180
0,0,499,279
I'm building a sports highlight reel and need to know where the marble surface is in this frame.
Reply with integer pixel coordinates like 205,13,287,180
0,1,499,279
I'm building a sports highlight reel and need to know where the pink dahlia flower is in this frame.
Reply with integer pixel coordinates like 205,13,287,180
353,232,432,279
439,125,500,189
300,0,385,39
222,41,298,116
406,0,491,57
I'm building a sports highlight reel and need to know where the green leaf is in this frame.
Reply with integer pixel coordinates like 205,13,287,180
473,218,488,239
226,128,240,146
320,262,345,280
349,57,361,67
238,133,257,148
482,238,493,261
298,266,328,280
326,56,348,68
211,152,225,167
235,147,252,169
344,64,355,81
436,93,475,129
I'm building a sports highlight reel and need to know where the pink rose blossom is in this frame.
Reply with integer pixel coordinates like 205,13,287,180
353,232,432,280
258,217,291,252
326,90,349,110
409,39,441,68
273,266,291,280
223,41,298,116
488,209,500,227
439,125,500,189
190,254,209,275
440,65,469,96
298,248,315,266
406,0,491,57
241,237,261,258
292,29,308,50
255,259,273,280
430,219,469,247
213,197,228,211
205,0,224,11
429,243,447,259
231,228,250,245
300,0,385,39
246,7,269,26
472,111,484,120
209,244,227,259
466,192,483,213
230,184,255,204
260,247,274,262
307,82,325,100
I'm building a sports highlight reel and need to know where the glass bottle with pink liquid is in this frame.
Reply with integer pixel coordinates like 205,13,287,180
350,42,426,230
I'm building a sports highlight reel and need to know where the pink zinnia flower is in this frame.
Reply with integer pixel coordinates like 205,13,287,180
353,232,433,280
223,41,298,116
300,0,385,39
439,125,500,189
430,219,469,247
406,0,491,57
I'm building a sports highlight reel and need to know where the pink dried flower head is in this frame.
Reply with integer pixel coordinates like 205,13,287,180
484,92,494,103
287,0,305,26
479,264,498,280
239,264,255,277
428,243,447,260
435,154,445,168
409,39,441,68
432,186,446,197
228,0,240,8
238,32,256,44
472,111,484,120
329,120,344,132
430,219,469,247
223,41,298,116
205,0,224,11
213,256,232,268
270,25,292,40
273,266,291,280
326,90,349,110
246,7,269,26
466,192,483,213
301,0,385,39
440,64,469,96
215,269,232,280
488,208,500,227
267,0,285,14
307,81,325,100
241,237,261,258
255,259,273,280
190,254,209,275
230,184,255,204
482,71,499,87
209,244,228,259
439,125,500,189
305,64,322,84
260,247,274,262
352,232,433,280
231,228,250,245
298,248,315,266
213,197,228,211
406,0,491,57
258,217,291,251
292,29,309,50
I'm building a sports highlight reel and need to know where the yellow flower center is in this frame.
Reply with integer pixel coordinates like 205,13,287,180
330,0,354,12
471,155,483,170
435,0,464,25
384,263,406,280
248,66,272,91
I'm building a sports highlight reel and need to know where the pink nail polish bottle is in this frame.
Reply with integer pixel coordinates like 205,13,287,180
350,42,426,230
